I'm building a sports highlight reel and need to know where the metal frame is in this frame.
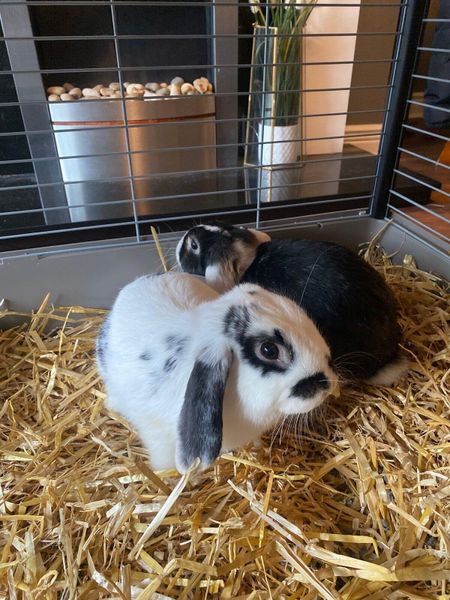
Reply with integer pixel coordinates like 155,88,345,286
1,215,448,326
0,0,448,274
0,3,69,225
370,0,430,218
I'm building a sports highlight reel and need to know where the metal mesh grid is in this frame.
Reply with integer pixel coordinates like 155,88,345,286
1,0,446,258
376,0,450,252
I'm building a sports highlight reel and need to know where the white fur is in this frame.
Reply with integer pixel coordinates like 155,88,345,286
204,264,231,294
98,272,336,473
366,355,409,386
175,232,186,265
201,225,223,233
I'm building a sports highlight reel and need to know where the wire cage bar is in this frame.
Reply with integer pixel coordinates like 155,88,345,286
371,0,450,254
0,0,448,262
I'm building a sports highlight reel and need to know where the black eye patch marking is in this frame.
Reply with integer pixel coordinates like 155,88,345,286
240,331,293,376
223,305,250,340
290,372,330,399
272,329,295,360
139,352,152,361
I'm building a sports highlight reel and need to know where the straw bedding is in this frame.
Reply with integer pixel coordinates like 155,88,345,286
1,245,449,599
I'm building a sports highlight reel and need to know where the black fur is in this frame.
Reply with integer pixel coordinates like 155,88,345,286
166,335,188,355
224,305,295,375
140,352,152,361
242,239,401,380
163,336,189,372
177,356,230,471
239,330,294,375
223,305,250,338
164,356,177,373
291,372,329,399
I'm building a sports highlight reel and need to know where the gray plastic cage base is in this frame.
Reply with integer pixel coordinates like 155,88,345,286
1,212,448,329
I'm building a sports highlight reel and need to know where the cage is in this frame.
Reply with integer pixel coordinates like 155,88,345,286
0,0,449,597
0,0,448,308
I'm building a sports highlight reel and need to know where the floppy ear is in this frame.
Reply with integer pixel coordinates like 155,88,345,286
176,352,231,473
205,263,237,293
247,228,271,245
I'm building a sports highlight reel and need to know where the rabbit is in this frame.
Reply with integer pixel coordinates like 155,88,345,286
176,223,407,385
96,271,337,473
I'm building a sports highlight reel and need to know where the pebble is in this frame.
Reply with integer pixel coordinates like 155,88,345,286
193,77,209,94
156,87,170,97
47,86,65,96
181,83,195,95
48,77,213,102
100,87,115,97
82,88,100,98
126,83,145,96
69,87,82,98
169,84,181,96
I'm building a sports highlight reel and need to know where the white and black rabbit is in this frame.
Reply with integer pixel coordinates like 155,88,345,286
176,223,407,385
96,272,336,473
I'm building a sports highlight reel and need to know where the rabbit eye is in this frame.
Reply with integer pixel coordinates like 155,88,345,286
242,333,293,374
188,238,199,252
259,341,279,360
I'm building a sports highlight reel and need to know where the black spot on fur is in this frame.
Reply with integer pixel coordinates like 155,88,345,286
166,335,188,356
164,356,177,373
223,305,250,340
140,352,152,361
290,372,330,399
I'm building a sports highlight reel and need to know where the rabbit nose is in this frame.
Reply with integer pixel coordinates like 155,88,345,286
328,379,340,398
290,372,330,399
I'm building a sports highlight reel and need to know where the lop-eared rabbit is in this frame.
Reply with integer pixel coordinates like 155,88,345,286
97,272,336,472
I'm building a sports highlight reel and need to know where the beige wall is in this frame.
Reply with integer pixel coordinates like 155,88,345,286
347,0,439,126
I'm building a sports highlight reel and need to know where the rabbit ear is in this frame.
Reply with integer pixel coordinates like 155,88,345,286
176,352,231,473
247,228,271,244
205,263,237,293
